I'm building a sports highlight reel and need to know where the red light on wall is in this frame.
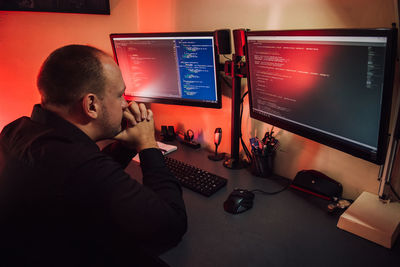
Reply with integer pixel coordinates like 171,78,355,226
137,0,176,32
0,65,40,130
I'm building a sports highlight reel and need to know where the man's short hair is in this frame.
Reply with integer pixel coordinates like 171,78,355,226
37,45,108,106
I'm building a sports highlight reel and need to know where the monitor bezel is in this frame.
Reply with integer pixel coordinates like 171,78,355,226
245,28,397,164
110,31,222,109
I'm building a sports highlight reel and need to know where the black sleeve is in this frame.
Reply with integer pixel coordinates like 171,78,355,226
138,148,188,252
74,148,187,255
101,141,137,168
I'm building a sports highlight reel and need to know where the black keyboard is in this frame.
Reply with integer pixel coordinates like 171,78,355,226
164,157,228,197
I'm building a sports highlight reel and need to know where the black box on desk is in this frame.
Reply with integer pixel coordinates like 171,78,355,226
290,170,343,201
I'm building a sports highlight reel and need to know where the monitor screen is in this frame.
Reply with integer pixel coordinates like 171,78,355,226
110,32,222,108
245,28,397,164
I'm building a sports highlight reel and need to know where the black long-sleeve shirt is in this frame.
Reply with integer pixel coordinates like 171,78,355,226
0,104,187,266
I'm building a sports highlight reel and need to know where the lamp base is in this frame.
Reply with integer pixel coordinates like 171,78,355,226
337,191,400,248
208,153,226,161
223,157,245,169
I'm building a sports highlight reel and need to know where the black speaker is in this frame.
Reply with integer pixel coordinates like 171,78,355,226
214,29,231,55
233,29,246,56
161,125,175,141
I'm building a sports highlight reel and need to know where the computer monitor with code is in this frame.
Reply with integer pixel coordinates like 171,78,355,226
110,32,222,109
245,28,397,164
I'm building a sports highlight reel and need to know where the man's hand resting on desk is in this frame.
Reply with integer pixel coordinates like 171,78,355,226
114,101,158,151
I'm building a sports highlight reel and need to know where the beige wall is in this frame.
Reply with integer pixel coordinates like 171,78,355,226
0,0,398,199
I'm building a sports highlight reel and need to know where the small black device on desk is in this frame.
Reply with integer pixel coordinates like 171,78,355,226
223,189,255,214
161,125,176,141
177,129,201,149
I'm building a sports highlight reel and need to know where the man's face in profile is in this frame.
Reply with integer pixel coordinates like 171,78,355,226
97,55,128,140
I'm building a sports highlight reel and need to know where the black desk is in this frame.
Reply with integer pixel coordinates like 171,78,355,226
126,143,400,267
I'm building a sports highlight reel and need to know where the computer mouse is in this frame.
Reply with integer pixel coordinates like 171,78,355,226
223,189,255,214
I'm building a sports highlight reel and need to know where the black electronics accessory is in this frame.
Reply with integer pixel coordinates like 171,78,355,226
214,29,231,55
223,189,254,214
165,157,227,197
290,170,343,201
223,182,291,215
208,128,226,161
177,129,201,149
290,170,354,213
168,126,176,139
161,125,176,141
186,129,194,141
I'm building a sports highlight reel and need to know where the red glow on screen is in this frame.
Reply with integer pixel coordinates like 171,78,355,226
264,43,333,97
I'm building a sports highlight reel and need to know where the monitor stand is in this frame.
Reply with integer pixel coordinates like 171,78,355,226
337,191,400,248
223,53,246,170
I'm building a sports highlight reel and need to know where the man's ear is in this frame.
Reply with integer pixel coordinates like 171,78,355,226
82,93,100,119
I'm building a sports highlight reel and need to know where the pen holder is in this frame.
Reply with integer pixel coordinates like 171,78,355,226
250,151,275,178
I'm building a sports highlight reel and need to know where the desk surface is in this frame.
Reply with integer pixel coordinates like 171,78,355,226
126,142,400,267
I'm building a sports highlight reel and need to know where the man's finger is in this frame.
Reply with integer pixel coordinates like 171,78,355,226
123,109,137,126
147,109,153,121
139,103,147,121
129,101,142,122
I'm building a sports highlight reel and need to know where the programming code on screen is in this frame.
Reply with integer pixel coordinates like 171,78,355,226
247,36,387,150
112,36,218,103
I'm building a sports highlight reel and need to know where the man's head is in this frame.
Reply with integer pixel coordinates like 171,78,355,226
37,45,128,141
37,45,107,107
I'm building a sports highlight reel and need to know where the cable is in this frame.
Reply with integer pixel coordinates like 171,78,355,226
241,91,248,102
251,180,291,195
239,91,252,162
239,90,288,196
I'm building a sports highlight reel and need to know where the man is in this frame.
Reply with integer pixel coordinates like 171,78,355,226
0,45,187,266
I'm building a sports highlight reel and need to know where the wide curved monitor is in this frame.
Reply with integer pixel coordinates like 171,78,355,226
245,28,397,164
110,32,222,108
